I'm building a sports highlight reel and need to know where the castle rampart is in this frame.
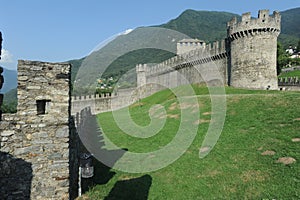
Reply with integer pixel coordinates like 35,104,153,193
228,10,280,89
138,38,229,93
278,76,300,91
71,88,137,115
227,10,280,37
177,39,206,55
137,10,280,91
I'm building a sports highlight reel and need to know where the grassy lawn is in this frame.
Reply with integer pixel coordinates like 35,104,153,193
279,70,300,78
80,85,300,200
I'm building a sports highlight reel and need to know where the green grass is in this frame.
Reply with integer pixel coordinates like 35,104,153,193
279,70,300,78
81,85,300,200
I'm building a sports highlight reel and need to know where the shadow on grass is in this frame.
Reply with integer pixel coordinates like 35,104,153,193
77,108,153,199
104,175,152,200
77,107,128,194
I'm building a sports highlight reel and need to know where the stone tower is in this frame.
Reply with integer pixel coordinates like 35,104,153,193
177,39,206,55
136,64,147,87
1,60,79,199
227,10,281,89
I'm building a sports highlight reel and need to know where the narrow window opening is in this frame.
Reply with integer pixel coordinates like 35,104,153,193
37,100,51,115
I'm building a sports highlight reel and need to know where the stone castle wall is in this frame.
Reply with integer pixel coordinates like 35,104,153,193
278,77,300,91
0,61,79,199
137,39,229,95
176,39,206,55
228,10,281,89
137,10,281,92
71,88,137,115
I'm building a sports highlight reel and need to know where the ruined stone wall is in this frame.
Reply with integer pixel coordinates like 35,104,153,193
0,60,79,199
227,10,281,89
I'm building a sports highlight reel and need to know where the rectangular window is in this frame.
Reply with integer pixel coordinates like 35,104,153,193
36,100,51,115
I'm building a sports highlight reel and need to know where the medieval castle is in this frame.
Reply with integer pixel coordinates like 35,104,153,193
136,10,281,91
72,10,283,115
0,10,293,199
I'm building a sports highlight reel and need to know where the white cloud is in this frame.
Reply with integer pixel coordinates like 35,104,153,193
0,49,14,63
122,29,133,35
0,49,17,70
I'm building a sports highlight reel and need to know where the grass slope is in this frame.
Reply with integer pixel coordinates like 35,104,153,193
279,70,300,78
80,85,300,199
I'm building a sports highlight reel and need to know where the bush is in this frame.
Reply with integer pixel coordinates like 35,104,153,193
2,101,17,113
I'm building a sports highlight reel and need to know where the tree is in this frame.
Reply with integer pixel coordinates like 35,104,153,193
297,39,300,53
277,42,290,75
2,101,17,113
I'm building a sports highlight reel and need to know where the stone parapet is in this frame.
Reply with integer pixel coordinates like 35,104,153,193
227,10,281,38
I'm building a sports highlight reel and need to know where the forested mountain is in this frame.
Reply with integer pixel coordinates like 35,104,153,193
1,68,17,93
279,7,300,48
159,9,240,43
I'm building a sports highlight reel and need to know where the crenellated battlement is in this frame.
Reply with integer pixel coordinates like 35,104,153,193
137,10,281,91
177,39,206,55
72,92,116,101
228,9,281,90
143,38,228,78
136,63,147,72
278,77,300,86
227,10,281,41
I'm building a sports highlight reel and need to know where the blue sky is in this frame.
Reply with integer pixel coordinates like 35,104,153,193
0,0,299,70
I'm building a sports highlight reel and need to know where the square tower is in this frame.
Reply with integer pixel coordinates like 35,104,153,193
8,60,79,199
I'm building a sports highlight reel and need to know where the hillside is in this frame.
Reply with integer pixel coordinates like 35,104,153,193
2,87,17,113
81,86,300,199
281,7,300,38
159,9,240,43
279,7,300,48
1,68,17,93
